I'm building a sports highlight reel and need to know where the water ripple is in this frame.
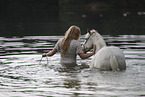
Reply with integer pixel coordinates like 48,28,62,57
0,35,145,97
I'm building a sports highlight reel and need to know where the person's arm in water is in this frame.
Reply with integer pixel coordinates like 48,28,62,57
78,45,96,59
42,48,57,57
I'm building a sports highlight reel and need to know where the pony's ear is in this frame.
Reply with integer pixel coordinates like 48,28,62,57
87,29,91,34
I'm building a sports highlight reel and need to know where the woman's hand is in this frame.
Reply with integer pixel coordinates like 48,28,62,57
78,45,96,59
42,49,57,57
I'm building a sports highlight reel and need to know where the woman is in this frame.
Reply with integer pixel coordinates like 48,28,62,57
42,25,95,65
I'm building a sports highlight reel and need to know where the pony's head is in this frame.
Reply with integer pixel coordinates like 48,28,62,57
83,29,106,53
83,29,96,52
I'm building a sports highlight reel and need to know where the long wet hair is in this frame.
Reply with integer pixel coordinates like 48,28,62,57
61,25,81,54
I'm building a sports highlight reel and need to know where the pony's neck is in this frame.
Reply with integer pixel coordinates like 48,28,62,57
92,33,107,53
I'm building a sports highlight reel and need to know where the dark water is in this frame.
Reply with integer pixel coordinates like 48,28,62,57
0,35,145,97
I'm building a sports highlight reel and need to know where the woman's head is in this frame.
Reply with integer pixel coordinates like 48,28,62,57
65,25,81,40
61,25,81,54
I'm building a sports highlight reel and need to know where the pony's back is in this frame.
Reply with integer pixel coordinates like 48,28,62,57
90,46,126,71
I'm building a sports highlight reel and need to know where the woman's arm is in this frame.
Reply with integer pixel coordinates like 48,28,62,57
43,48,57,57
78,45,96,59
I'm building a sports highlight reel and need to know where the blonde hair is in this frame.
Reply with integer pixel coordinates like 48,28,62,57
61,25,81,54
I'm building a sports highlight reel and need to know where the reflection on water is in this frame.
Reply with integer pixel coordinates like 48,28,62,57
0,35,145,97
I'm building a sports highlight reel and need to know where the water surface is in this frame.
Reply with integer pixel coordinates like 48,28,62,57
0,35,145,97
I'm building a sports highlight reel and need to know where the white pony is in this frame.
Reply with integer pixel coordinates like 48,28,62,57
83,29,126,71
